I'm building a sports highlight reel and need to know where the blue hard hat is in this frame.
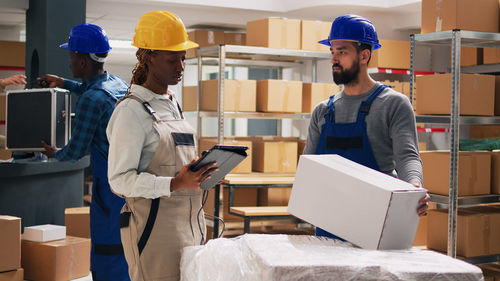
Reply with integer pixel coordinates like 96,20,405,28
319,14,381,50
59,24,112,53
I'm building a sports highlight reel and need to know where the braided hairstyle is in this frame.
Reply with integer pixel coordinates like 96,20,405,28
117,48,154,105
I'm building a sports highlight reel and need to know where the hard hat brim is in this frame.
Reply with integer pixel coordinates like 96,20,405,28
133,40,199,51
59,42,70,50
318,39,330,47
318,39,381,50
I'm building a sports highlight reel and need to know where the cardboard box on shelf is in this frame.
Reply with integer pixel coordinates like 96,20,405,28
288,155,427,250
459,47,482,67
0,268,23,281
246,18,301,49
0,94,6,121
421,0,499,34
0,41,25,68
418,142,427,151
300,20,331,52
492,150,500,194
412,215,428,246
198,138,253,174
257,80,302,113
23,224,66,242
186,30,225,58
259,188,292,206
224,32,246,45
415,73,495,116
182,86,197,112
252,140,298,173
496,76,500,116
64,207,90,239
0,216,21,272
427,206,500,257
201,79,257,112
483,48,500,65
297,139,306,160
302,83,339,113
479,263,500,281
420,151,491,196
469,125,500,139
21,236,90,281
203,187,258,221
368,40,410,69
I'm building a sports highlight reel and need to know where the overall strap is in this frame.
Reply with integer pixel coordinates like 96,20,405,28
356,84,389,122
125,95,162,122
325,94,336,123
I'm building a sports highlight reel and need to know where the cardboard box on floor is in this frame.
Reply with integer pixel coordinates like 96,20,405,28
415,73,495,116
0,268,23,281
198,138,252,174
421,0,499,34
186,30,225,58
246,18,301,49
288,155,426,250
300,20,330,52
203,187,258,221
65,207,90,239
420,151,491,196
201,79,257,112
252,140,298,173
302,83,339,113
492,150,500,194
0,216,21,272
257,80,302,113
21,236,90,281
369,40,410,69
427,206,500,257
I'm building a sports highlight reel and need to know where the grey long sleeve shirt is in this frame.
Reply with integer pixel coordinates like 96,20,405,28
303,82,423,185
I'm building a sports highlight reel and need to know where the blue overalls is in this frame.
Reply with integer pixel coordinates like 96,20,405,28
314,84,388,240
87,77,130,281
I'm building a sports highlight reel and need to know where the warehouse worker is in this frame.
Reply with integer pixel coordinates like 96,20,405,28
303,14,430,239
0,74,26,92
106,11,217,281
37,24,130,281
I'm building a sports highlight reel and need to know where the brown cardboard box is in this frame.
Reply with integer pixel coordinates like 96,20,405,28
459,47,482,67
479,264,500,281
298,139,306,160
300,20,330,52
0,41,25,68
469,125,500,139
201,79,257,112
0,148,12,160
415,73,495,116
246,18,301,49
492,150,500,194
496,76,500,116
252,140,298,173
64,207,90,239
186,30,225,58
0,94,6,121
0,216,21,272
484,48,500,64
401,82,411,100
259,188,292,206
21,236,90,281
427,207,500,257
198,138,252,174
382,80,404,94
257,80,302,113
420,151,491,196
203,187,258,221
421,0,499,33
302,83,339,113
0,268,23,281
418,142,427,151
182,86,198,112
412,215,428,246
369,40,410,69
224,32,246,45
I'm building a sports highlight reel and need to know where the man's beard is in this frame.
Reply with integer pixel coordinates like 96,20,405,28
332,59,360,86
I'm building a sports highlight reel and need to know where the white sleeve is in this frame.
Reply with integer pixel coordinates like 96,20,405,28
106,105,172,199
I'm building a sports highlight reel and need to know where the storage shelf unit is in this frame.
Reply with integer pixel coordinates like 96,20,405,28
410,30,500,260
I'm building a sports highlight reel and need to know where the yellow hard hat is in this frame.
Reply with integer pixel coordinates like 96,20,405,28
132,10,199,51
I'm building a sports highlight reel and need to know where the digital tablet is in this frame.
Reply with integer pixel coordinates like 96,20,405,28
190,145,248,190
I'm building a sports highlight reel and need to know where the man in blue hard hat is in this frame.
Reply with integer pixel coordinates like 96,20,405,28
303,14,430,239
38,24,130,281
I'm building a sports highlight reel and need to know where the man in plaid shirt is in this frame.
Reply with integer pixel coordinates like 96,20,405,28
39,24,130,281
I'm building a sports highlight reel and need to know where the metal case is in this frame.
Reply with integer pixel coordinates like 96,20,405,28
6,88,70,151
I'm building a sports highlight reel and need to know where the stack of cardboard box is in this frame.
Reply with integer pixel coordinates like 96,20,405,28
0,216,22,281
186,30,246,58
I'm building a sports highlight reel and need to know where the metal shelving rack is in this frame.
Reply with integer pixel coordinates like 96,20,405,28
187,44,330,142
410,30,500,263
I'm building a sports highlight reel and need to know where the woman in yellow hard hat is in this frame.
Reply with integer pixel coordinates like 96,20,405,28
106,11,217,281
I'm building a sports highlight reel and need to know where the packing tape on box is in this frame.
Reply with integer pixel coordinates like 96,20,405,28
208,31,215,45
283,82,290,112
467,155,478,190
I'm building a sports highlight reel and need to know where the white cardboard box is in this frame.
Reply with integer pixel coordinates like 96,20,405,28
23,224,66,242
288,155,427,250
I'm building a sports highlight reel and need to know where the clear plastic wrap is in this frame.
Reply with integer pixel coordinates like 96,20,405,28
180,234,483,281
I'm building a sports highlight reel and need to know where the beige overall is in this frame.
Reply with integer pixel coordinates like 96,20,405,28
119,95,205,281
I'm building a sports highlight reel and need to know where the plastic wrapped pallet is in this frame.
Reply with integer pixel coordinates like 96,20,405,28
180,234,483,281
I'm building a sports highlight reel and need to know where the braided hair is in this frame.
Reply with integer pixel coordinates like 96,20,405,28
117,48,154,105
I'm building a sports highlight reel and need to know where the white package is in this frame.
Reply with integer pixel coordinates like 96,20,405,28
23,224,66,242
180,234,483,281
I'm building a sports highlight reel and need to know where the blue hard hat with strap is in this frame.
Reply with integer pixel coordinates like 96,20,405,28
60,23,112,54
319,14,381,50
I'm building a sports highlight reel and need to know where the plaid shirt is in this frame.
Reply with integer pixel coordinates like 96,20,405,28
54,72,128,162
